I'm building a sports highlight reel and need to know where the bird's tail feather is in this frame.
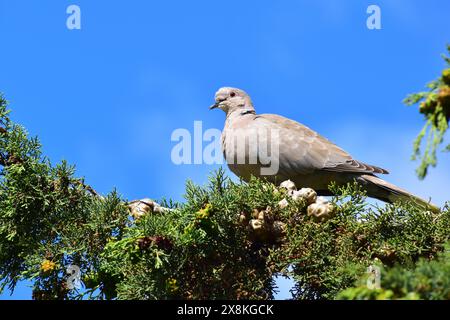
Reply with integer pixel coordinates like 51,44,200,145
361,175,440,213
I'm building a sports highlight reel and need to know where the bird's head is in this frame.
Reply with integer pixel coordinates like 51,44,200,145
209,87,254,115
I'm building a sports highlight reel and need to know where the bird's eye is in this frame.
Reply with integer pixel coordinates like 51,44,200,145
230,92,236,97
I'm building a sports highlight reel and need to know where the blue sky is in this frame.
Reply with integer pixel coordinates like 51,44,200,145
1,0,450,299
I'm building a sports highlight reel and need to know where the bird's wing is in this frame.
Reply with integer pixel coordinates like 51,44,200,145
254,114,388,175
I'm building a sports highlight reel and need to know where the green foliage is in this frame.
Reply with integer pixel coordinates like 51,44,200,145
337,244,450,300
404,45,450,179
0,95,130,299
270,184,449,299
0,94,449,300
104,175,279,300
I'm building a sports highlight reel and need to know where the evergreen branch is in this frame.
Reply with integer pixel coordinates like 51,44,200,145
404,46,450,179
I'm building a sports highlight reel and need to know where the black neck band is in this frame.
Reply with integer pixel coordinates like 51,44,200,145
240,109,256,116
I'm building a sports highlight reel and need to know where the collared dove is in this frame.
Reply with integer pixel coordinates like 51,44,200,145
210,87,439,213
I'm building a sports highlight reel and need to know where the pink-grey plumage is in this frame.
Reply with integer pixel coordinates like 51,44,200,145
210,87,439,212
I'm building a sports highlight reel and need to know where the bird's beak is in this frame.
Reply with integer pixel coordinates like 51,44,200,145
209,102,219,110
210,95,226,110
